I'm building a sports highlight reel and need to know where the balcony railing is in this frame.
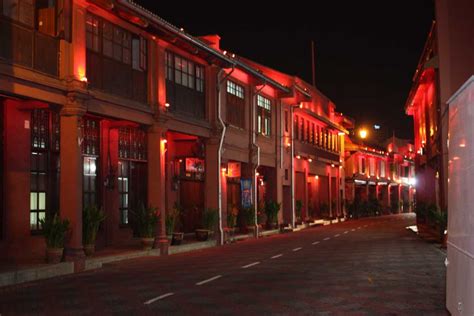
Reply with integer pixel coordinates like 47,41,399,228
0,18,59,77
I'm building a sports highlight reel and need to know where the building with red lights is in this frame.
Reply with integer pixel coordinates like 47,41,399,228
0,0,350,266
342,115,415,216
405,21,445,210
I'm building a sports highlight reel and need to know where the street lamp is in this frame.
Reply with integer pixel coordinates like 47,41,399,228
359,128,368,139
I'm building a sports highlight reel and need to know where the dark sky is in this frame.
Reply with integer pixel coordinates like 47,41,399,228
136,1,435,141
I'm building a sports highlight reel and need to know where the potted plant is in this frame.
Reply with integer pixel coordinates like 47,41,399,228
130,204,159,250
227,203,237,232
241,205,256,235
39,213,70,264
166,203,184,246
82,205,106,256
295,200,303,225
265,200,281,230
196,208,218,241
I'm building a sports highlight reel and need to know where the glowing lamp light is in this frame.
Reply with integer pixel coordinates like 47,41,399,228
221,167,227,173
161,139,167,144
359,129,368,139
296,155,301,159
459,143,466,148
165,102,170,108
256,172,260,176
80,76,88,83
338,132,345,136
231,53,235,58
315,175,319,180
299,103,303,109
331,164,335,168
223,50,228,55
180,28,184,32
286,142,291,148
308,158,313,162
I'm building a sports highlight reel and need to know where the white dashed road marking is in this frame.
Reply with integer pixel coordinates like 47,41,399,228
344,231,349,234
242,262,260,269
144,293,174,305
271,254,283,259
334,234,340,238
196,275,222,286
292,247,302,252
323,237,331,241
312,241,320,245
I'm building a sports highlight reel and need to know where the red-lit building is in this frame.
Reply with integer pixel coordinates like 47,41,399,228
405,21,445,209
343,116,415,215
0,0,351,265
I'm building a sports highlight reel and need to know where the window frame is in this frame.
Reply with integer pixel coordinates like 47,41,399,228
30,109,60,233
256,94,272,136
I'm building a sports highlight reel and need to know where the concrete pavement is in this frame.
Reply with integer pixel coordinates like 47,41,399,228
0,214,448,315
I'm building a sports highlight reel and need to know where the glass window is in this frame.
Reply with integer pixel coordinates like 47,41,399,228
257,95,271,136
30,109,60,231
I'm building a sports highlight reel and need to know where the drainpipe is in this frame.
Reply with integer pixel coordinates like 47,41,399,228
290,105,295,228
217,66,235,246
253,83,266,238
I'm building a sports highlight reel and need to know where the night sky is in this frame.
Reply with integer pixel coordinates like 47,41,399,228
135,1,435,141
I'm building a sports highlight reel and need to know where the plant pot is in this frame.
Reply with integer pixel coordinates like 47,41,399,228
83,244,96,256
141,237,155,250
266,222,277,230
171,232,184,245
195,229,209,241
46,248,63,264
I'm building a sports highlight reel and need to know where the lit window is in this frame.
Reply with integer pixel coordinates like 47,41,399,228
257,95,271,136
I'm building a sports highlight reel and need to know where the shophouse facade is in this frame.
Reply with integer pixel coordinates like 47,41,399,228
0,0,350,266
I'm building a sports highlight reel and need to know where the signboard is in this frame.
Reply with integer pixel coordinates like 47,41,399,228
185,158,205,173
241,179,252,208
227,162,241,178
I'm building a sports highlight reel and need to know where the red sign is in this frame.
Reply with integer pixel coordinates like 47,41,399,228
185,158,205,173
227,162,241,178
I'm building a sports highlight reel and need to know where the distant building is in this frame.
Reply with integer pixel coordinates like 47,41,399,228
342,114,415,216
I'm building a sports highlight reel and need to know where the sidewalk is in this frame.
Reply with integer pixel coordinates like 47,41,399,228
0,218,344,288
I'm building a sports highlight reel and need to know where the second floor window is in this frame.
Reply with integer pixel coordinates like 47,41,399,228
359,157,366,174
226,80,245,128
165,51,204,92
257,95,271,136
85,13,147,101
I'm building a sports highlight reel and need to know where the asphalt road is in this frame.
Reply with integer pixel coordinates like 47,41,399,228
0,214,448,315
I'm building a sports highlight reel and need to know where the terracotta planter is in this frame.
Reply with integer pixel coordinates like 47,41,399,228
171,232,184,245
141,237,155,250
195,229,209,241
83,244,95,256
46,248,63,264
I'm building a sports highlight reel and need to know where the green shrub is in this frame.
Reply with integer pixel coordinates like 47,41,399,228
202,208,218,231
295,200,303,220
82,205,106,245
39,214,70,249
241,205,256,226
131,204,159,238
320,202,329,218
265,200,281,224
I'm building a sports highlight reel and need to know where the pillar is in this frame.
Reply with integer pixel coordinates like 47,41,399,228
205,136,224,243
328,169,332,218
60,95,86,268
148,124,167,254
304,167,309,219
